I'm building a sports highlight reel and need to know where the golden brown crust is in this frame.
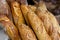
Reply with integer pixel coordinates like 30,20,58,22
21,4,30,25
47,11,60,40
27,10,51,40
0,15,21,40
11,2,25,26
36,9,51,33
36,2,60,40
18,24,37,40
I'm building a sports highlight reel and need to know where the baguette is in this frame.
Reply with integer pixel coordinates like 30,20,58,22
35,1,60,40
21,4,30,25
18,24,37,40
36,10,51,33
11,1,25,26
0,15,21,40
27,10,51,40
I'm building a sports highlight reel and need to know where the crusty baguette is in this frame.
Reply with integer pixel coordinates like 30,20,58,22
36,9,52,34
46,11,59,27
36,10,60,40
47,11,60,40
21,4,30,25
35,2,52,34
35,1,60,40
0,15,21,40
21,4,36,25
11,2,25,26
18,24,37,40
27,10,51,40
35,2,51,32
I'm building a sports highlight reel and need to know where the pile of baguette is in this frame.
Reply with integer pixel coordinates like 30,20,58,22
0,0,60,40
